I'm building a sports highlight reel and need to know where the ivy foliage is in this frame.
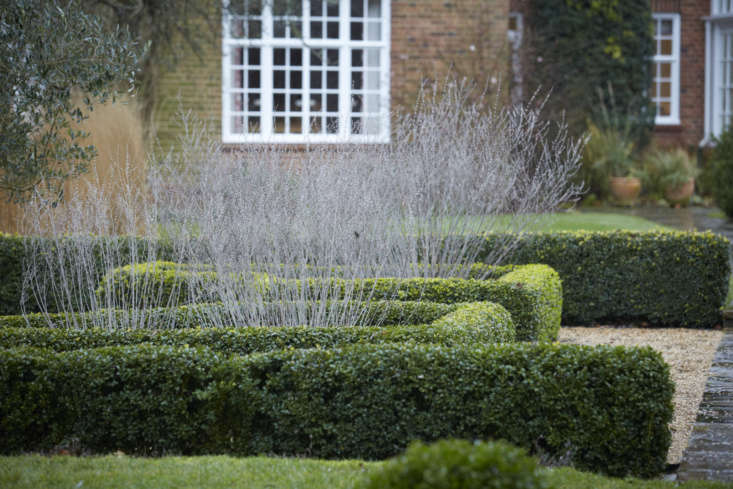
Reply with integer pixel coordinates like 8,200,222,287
526,0,655,142
711,128,733,218
0,0,142,202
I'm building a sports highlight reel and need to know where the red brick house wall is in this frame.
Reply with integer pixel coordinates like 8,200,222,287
153,1,510,149
652,0,707,148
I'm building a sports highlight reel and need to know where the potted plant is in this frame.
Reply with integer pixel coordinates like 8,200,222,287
583,121,641,205
642,148,698,206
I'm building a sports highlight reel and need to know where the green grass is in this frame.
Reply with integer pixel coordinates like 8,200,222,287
520,211,672,232
0,455,729,489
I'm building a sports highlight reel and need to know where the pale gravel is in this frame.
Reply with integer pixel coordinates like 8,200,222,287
557,326,724,465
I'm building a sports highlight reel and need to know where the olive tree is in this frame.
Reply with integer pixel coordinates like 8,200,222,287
0,0,142,202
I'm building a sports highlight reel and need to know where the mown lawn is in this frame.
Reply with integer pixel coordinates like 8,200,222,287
0,455,730,489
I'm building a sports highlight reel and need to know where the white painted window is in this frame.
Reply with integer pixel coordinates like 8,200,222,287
715,28,733,134
507,12,523,106
714,0,733,14
222,0,391,144
652,13,681,125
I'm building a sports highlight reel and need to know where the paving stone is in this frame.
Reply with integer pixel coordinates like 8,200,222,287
678,329,733,482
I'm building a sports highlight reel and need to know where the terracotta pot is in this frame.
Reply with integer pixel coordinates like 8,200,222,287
665,178,695,206
609,176,641,205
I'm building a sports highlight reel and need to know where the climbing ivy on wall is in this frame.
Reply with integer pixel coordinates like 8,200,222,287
526,0,655,143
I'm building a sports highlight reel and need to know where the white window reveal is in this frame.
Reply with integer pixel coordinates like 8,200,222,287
651,13,681,125
714,0,733,14
222,0,391,144
716,28,733,133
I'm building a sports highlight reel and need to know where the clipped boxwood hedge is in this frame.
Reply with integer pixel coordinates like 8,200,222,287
0,300,463,330
480,230,730,327
98,263,560,341
0,302,516,352
0,342,673,478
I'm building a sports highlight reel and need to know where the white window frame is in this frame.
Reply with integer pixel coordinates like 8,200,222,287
652,13,681,126
221,0,391,144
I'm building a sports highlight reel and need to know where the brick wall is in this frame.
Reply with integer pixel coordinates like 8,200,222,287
652,0,708,149
152,0,510,149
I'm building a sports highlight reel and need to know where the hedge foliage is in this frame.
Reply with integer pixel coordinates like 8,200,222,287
0,342,673,477
98,263,561,341
0,233,176,315
359,439,551,489
0,303,516,352
480,231,730,327
0,300,462,329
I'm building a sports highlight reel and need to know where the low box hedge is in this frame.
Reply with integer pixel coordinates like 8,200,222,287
478,231,730,327
97,263,560,341
0,300,463,329
0,342,673,478
0,302,516,352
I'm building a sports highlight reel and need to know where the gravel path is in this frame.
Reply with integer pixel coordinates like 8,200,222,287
558,326,724,465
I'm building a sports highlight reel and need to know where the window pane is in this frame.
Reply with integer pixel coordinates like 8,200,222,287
327,21,339,39
327,70,339,89
273,0,287,16
311,0,322,16
367,0,380,17
233,70,245,88
661,39,672,56
274,70,286,88
274,94,286,112
248,117,261,133
660,82,671,98
352,49,364,67
326,116,339,133
290,71,302,89
351,22,363,40
660,62,671,78
233,47,245,65
351,0,364,17
327,0,339,17
311,21,323,39
311,49,324,66
366,22,380,41
274,49,286,66
274,20,286,38
366,71,379,89
248,70,260,88
248,20,262,38
291,94,303,112
232,116,244,133
366,93,380,112
351,94,363,112
291,49,302,66
366,49,380,67
351,117,362,134
327,94,339,112
660,20,673,36
351,71,363,89
249,48,260,65
311,71,323,89
310,116,323,133
659,101,671,116
233,94,244,111
327,49,339,66
310,94,322,111
274,117,286,133
249,93,261,111
231,19,245,38
290,117,302,133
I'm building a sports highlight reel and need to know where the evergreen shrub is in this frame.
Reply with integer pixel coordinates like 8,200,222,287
359,439,550,489
711,128,733,218
0,342,673,477
0,302,516,352
480,230,730,327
